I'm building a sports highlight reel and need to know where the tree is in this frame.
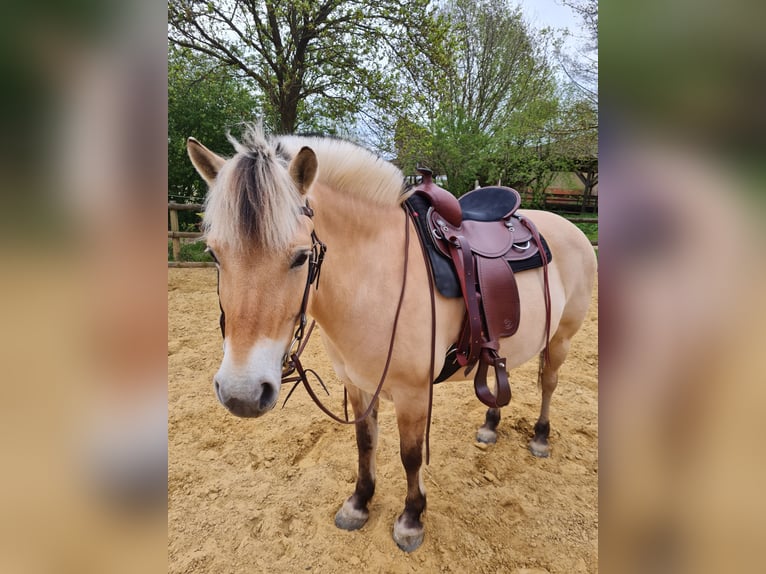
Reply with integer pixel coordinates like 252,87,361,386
393,117,433,176
168,0,443,135
168,45,258,209
427,0,558,195
550,94,598,211
557,0,598,105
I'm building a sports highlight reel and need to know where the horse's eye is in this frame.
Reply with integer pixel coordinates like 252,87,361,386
291,252,309,269
205,246,219,264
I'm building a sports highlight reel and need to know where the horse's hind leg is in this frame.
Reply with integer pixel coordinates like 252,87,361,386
334,385,378,531
476,407,502,444
529,335,571,457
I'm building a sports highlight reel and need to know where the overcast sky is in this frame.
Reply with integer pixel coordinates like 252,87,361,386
516,0,592,51
516,0,580,32
515,0,596,90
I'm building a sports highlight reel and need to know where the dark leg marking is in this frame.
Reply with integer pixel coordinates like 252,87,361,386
393,439,427,552
476,407,501,443
533,420,550,444
349,416,376,510
530,420,552,458
335,403,378,531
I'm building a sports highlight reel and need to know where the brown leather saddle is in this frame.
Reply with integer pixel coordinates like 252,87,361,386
409,168,552,408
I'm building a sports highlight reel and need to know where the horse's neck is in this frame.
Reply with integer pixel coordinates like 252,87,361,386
307,184,405,342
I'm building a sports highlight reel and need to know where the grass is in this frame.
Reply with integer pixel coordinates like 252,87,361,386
572,221,598,244
168,240,214,262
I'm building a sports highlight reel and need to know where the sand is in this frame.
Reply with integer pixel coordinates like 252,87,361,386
168,269,598,573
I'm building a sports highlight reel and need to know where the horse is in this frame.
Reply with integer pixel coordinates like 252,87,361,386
187,125,597,552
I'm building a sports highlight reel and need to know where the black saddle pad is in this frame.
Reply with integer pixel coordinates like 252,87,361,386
405,194,552,299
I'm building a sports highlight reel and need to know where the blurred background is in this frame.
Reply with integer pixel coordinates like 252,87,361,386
0,0,764,571
600,1,766,572
0,0,167,572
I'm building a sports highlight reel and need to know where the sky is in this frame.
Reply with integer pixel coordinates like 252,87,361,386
516,0,582,33
515,0,596,92
516,0,594,54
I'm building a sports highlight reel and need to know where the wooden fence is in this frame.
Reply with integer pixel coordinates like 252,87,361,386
168,202,205,264
169,202,597,267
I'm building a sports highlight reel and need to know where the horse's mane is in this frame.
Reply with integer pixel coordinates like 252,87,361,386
276,134,408,207
203,124,407,250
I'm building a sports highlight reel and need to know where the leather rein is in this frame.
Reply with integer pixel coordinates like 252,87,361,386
279,201,417,428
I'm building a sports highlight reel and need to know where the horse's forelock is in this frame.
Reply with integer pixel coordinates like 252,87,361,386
204,129,303,251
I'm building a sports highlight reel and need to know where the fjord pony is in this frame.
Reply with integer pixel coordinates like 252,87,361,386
188,127,596,552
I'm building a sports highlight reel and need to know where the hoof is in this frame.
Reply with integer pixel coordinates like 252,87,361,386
476,427,497,444
334,499,369,531
529,439,550,458
392,515,424,552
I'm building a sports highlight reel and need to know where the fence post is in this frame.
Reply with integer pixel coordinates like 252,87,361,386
169,208,181,261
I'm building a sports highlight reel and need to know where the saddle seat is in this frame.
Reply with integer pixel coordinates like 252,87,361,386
409,168,552,409
460,186,521,222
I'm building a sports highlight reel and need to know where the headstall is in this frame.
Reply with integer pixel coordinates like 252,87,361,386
280,202,326,380
215,200,434,461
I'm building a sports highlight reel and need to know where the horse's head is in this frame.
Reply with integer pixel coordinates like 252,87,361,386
187,131,318,418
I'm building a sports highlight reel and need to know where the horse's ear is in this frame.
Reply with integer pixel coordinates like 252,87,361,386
289,146,317,196
187,137,225,184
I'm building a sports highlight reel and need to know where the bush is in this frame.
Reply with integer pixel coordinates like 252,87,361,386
572,221,598,243
168,240,215,262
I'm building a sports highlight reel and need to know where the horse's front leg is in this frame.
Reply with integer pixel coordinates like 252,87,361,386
392,391,428,552
334,385,378,531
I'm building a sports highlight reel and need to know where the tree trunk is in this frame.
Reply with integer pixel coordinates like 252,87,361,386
576,170,597,213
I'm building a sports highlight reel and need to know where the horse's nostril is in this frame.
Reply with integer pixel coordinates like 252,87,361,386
224,396,247,416
259,382,276,410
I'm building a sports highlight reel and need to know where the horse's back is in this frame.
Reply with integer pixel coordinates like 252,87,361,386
517,208,597,289
495,209,596,368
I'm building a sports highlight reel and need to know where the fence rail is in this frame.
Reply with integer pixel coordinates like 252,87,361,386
564,217,598,224
168,230,204,239
168,201,598,264
168,202,205,260
168,202,204,211
168,261,216,268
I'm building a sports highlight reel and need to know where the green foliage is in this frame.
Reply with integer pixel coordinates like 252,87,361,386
168,240,215,262
421,0,563,195
168,46,258,206
393,117,433,175
572,221,599,243
168,0,443,136
166,0,598,209
431,110,491,195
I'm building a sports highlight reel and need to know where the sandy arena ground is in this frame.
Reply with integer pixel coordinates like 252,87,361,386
168,269,598,573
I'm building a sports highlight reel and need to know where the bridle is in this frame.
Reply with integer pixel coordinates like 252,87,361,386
280,202,326,377
282,200,430,434
215,198,436,462
279,200,415,428
214,202,325,366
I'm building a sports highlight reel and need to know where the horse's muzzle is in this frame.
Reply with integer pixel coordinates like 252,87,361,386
214,379,278,418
